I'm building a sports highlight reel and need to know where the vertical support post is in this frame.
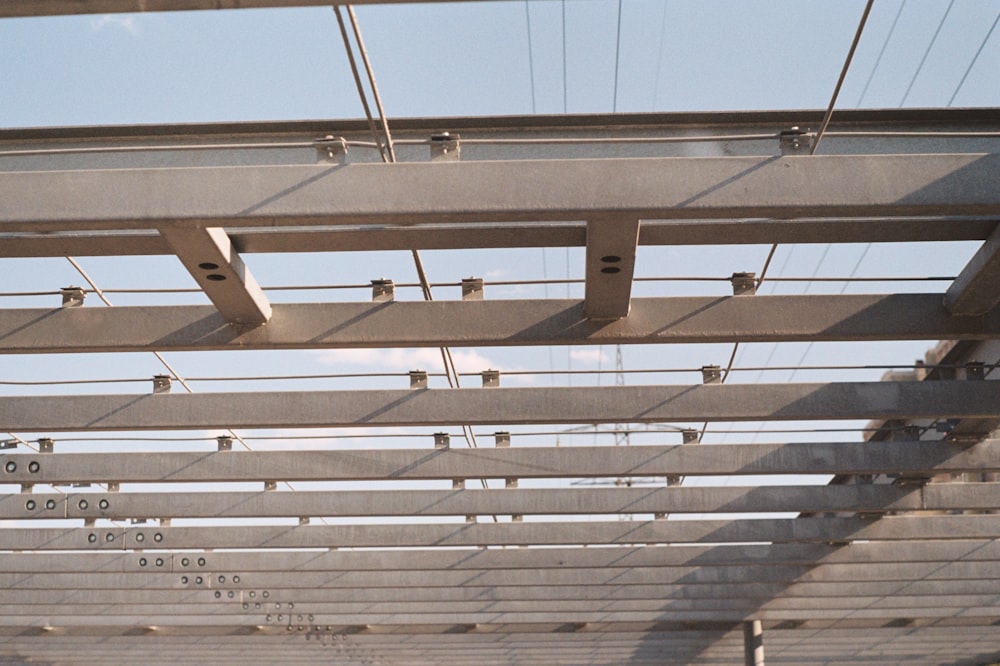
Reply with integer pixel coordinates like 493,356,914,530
743,620,765,666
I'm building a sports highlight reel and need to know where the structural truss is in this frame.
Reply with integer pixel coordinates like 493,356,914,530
1,44,1000,666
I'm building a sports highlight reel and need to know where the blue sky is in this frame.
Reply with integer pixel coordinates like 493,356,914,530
0,0,997,127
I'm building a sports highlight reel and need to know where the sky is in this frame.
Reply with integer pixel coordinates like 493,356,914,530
1,0,999,509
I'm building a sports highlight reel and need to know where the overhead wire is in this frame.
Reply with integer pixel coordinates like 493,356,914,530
612,0,623,112
334,5,493,504
856,0,906,106
525,1,537,114
947,10,999,107
900,0,955,107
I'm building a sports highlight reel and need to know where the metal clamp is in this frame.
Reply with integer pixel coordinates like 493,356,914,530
371,278,395,302
315,135,348,163
434,433,450,449
429,132,461,161
730,272,758,295
60,286,86,308
152,375,172,394
481,369,500,388
461,277,484,300
779,126,813,154
409,370,428,389
701,365,722,385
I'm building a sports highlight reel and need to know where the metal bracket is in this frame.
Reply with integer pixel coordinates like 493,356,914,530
152,375,172,394
681,428,700,444
730,272,758,295
60,286,86,308
264,481,277,491
701,365,722,385
494,431,510,448
429,132,461,161
315,136,348,163
298,516,310,526
434,433,450,449
481,369,500,388
217,436,233,452
779,126,813,155
461,277,484,300
0,440,17,450
38,438,54,453
452,479,465,489
965,361,985,380
107,482,120,493
409,370,428,389
371,278,395,302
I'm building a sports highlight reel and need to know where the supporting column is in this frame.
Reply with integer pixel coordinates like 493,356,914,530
743,620,765,666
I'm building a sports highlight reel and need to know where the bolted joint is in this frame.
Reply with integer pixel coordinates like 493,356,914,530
434,433,450,449
216,436,233,452
730,272,758,296
481,369,500,388
461,277,484,300
60,286,86,308
315,135,348,163
779,126,814,155
371,278,395,303
965,361,985,381
429,132,461,161
38,438,54,453
701,365,722,385
152,375,172,394
409,370,428,389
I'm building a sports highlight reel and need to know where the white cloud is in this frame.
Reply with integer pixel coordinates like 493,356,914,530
90,15,141,36
569,348,610,365
314,347,497,374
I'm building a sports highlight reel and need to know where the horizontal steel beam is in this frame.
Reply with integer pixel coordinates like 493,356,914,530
4,218,998,257
4,295,1000,355
6,440,998,484
4,484,995,520
4,515,999,551
1,562,998,591
0,0,488,17
5,578,1000,604
3,155,998,232
3,540,999,574
4,594,999,618
3,381,998,431
946,224,1000,315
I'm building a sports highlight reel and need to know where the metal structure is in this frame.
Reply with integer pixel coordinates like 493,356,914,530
1,8,999,661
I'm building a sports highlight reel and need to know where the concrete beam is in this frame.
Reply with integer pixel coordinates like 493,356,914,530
2,155,998,233
158,227,271,326
2,381,998,431
6,440,998,485
3,294,1000,354
3,514,998,550
946,223,1000,315
3,483,996,520
4,540,1000,574
584,218,640,319
3,218,998,258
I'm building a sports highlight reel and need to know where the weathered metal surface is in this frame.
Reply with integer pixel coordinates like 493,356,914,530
4,295,1000,354
2,155,999,233
2,381,998,431
2,483,996,520
4,440,997,484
